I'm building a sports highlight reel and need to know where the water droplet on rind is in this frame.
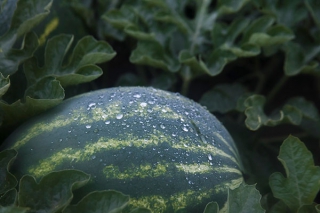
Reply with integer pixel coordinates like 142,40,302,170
116,114,123,119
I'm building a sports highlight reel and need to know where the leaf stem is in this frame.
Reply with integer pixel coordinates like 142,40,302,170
181,0,211,95
181,67,191,96
190,0,211,54
266,75,288,103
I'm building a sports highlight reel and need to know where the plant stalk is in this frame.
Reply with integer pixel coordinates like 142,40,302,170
266,75,288,103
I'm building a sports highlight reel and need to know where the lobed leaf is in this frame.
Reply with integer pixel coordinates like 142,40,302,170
63,190,130,213
0,0,18,36
305,0,320,28
0,0,52,76
284,42,319,76
298,204,319,213
0,149,17,195
286,97,320,121
0,33,116,130
227,183,265,213
0,77,64,129
130,40,180,72
256,0,308,27
18,170,90,213
199,83,248,113
243,95,307,130
269,136,320,212
24,34,116,88
0,31,39,77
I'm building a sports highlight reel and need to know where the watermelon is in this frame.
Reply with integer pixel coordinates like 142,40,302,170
2,87,243,212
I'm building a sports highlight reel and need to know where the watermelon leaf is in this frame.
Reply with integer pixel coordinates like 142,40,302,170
0,189,17,206
269,135,320,212
217,0,250,15
63,190,129,213
0,77,65,129
243,95,317,130
298,204,319,213
254,0,307,27
227,183,265,213
0,149,17,195
0,33,116,130
268,201,290,213
102,0,294,89
305,0,320,28
203,201,219,213
18,170,90,212
0,0,52,77
284,42,319,76
199,83,248,113
0,206,28,213
130,40,181,73
24,34,116,88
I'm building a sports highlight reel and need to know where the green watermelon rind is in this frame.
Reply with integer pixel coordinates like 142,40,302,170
2,87,243,213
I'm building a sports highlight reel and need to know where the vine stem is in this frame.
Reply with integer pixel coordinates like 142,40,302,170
190,0,210,54
266,75,288,103
181,0,211,95
181,67,191,96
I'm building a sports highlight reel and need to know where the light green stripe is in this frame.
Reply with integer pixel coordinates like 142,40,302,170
214,132,242,167
103,162,242,180
27,132,242,178
171,138,239,167
12,103,122,149
129,177,243,213
12,101,186,150
103,163,168,179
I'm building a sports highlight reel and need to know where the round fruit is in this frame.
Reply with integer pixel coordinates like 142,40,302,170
2,87,243,212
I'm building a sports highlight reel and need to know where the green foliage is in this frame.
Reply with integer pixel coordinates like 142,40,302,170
0,0,116,132
0,150,17,195
1,0,320,212
269,136,320,212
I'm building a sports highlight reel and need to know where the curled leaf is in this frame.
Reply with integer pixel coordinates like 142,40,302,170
18,170,90,213
0,149,17,195
63,190,130,213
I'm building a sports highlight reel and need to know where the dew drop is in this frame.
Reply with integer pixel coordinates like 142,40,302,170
133,94,141,98
182,126,189,132
140,102,147,107
86,125,92,129
105,120,110,124
208,154,213,161
92,155,96,160
116,114,123,119
87,102,96,110
160,124,166,129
